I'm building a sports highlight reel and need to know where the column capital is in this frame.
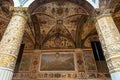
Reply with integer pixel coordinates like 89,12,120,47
95,9,114,19
10,6,29,20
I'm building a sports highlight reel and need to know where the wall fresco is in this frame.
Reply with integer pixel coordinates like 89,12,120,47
76,52,85,72
43,36,75,49
40,52,75,71
83,50,97,71
13,49,111,80
19,54,31,72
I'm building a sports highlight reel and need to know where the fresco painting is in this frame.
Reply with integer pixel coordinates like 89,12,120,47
40,52,75,71
76,53,85,72
19,55,31,72
84,50,96,71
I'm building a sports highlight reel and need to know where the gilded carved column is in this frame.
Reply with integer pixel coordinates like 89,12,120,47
0,7,28,80
95,9,120,80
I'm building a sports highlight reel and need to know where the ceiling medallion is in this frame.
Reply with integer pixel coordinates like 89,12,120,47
56,8,63,15
57,20,63,24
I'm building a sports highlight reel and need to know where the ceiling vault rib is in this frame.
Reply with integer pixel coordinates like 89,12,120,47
27,21,35,39
24,30,34,44
81,28,97,47
29,0,94,15
42,33,75,47
62,25,74,42
31,15,41,49
75,15,88,48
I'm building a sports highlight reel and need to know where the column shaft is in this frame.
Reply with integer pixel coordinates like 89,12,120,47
95,9,120,80
0,68,13,80
0,7,28,80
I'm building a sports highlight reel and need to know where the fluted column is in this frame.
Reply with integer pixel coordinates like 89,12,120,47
95,9,120,80
0,7,28,80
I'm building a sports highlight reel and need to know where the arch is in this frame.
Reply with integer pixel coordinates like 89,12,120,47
29,0,95,15
3,0,13,4
87,0,99,8
12,0,34,7
42,34,75,49
109,0,119,9
113,2,120,13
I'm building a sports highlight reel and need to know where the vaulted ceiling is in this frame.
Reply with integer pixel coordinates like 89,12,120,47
30,1,95,49
0,0,120,50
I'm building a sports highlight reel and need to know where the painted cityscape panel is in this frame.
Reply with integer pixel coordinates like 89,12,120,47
40,52,75,71
19,55,31,72
84,50,96,71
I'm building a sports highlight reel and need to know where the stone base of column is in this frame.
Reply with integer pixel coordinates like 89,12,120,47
0,67,13,80
111,72,120,80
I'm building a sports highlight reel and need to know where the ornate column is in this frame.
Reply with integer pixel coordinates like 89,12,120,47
95,9,120,80
0,7,28,80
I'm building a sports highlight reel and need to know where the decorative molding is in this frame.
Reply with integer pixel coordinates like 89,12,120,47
10,6,29,20
95,9,114,19
0,54,16,69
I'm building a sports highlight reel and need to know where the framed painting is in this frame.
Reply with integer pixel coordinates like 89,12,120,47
83,50,97,72
40,52,76,71
19,54,32,72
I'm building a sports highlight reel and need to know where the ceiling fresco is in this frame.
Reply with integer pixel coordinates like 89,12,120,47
29,0,94,15
0,0,120,49
113,1,120,33
32,1,93,49
42,36,75,49
0,0,12,40
0,0,35,49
